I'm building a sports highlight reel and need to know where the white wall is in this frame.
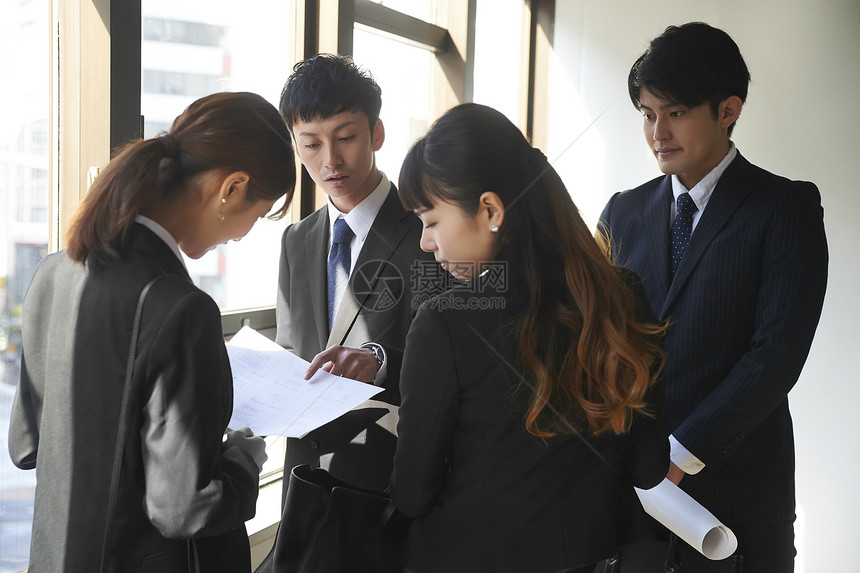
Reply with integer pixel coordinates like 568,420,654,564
547,1,860,570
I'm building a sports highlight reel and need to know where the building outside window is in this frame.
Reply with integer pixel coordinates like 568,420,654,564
141,0,296,313
0,1,48,570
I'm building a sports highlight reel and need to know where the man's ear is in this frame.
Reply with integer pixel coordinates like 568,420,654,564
720,96,743,129
372,118,385,152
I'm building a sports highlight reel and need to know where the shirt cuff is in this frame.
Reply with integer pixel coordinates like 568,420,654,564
669,434,706,475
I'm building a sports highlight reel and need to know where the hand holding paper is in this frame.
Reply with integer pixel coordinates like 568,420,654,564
226,326,383,438
303,344,380,382
635,478,738,561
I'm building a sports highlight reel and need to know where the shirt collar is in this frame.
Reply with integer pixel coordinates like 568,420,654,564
671,144,738,210
134,214,188,271
326,172,390,242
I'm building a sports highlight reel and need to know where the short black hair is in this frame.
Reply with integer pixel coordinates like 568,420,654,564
628,22,750,136
279,53,382,134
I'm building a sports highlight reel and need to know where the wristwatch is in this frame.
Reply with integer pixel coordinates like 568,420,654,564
361,342,385,367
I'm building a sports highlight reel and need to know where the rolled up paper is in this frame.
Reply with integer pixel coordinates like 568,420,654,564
635,478,738,560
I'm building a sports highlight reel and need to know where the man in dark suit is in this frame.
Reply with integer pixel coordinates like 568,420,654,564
275,54,437,491
599,23,828,572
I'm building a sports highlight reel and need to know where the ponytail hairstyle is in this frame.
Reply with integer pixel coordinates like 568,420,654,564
398,103,665,437
66,91,296,262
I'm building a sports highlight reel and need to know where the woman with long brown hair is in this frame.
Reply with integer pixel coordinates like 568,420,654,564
390,103,668,572
9,92,296,572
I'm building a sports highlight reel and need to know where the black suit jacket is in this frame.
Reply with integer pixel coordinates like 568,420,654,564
275,182,439,490
9,224,259,572
390,275,669,572
599,152,828,527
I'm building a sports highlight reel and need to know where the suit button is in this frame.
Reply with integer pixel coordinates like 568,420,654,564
310,441,319,450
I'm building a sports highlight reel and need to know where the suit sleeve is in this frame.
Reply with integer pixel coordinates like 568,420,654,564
624,385,669,490
675,183,828,470
8,253,62,470
390,305,460,517
275,224,295,351
597,192,622,254
140,289,260,539
621,269,670,489
8,352,39,469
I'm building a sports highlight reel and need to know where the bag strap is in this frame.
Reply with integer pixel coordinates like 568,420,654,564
99,274,170,573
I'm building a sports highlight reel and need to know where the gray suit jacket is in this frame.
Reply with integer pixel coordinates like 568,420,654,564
10,225,258,572
275,182,439,490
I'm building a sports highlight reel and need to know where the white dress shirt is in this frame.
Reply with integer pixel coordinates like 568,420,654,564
667,144,738,475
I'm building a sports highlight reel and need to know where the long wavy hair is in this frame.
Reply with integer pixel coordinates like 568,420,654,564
398,103,665,437
67,91,296,263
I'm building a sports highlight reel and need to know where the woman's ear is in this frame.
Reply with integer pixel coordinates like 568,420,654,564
218,171,251,206
478,191,505,231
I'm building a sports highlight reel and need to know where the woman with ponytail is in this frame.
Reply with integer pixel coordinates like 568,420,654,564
390,103,669,572
9,92,296,572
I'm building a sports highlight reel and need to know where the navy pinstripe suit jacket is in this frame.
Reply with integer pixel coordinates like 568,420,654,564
599,152,828,527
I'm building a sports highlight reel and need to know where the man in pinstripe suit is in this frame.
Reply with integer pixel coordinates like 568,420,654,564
599,23,828,572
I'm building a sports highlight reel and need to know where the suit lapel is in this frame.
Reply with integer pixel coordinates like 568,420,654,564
661,153,757,316
328,184,410,347
643,177,673,315
305,209,331,351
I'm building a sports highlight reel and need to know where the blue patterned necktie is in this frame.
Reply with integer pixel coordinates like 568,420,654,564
327,217,354,329
670,192,698,274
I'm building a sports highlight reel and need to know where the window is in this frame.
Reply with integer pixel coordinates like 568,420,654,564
0,1,48,570
15,168,47,224
141,0,297,311
143,69,224,97
353,26,435,186
143,17,228,47
344,0,470,191
473,0,528,125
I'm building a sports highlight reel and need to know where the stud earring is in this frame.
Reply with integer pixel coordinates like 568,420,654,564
217,212,225,221
491,225,499,233
221,198,227,204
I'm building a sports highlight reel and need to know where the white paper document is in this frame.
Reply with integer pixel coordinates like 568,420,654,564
635,478,738,561
226,326,383,438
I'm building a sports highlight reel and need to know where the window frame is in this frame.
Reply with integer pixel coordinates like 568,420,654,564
54,0,552,244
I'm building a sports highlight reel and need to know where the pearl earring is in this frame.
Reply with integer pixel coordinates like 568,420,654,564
491,225,499,233
221,198,227,204
217,212,225,221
